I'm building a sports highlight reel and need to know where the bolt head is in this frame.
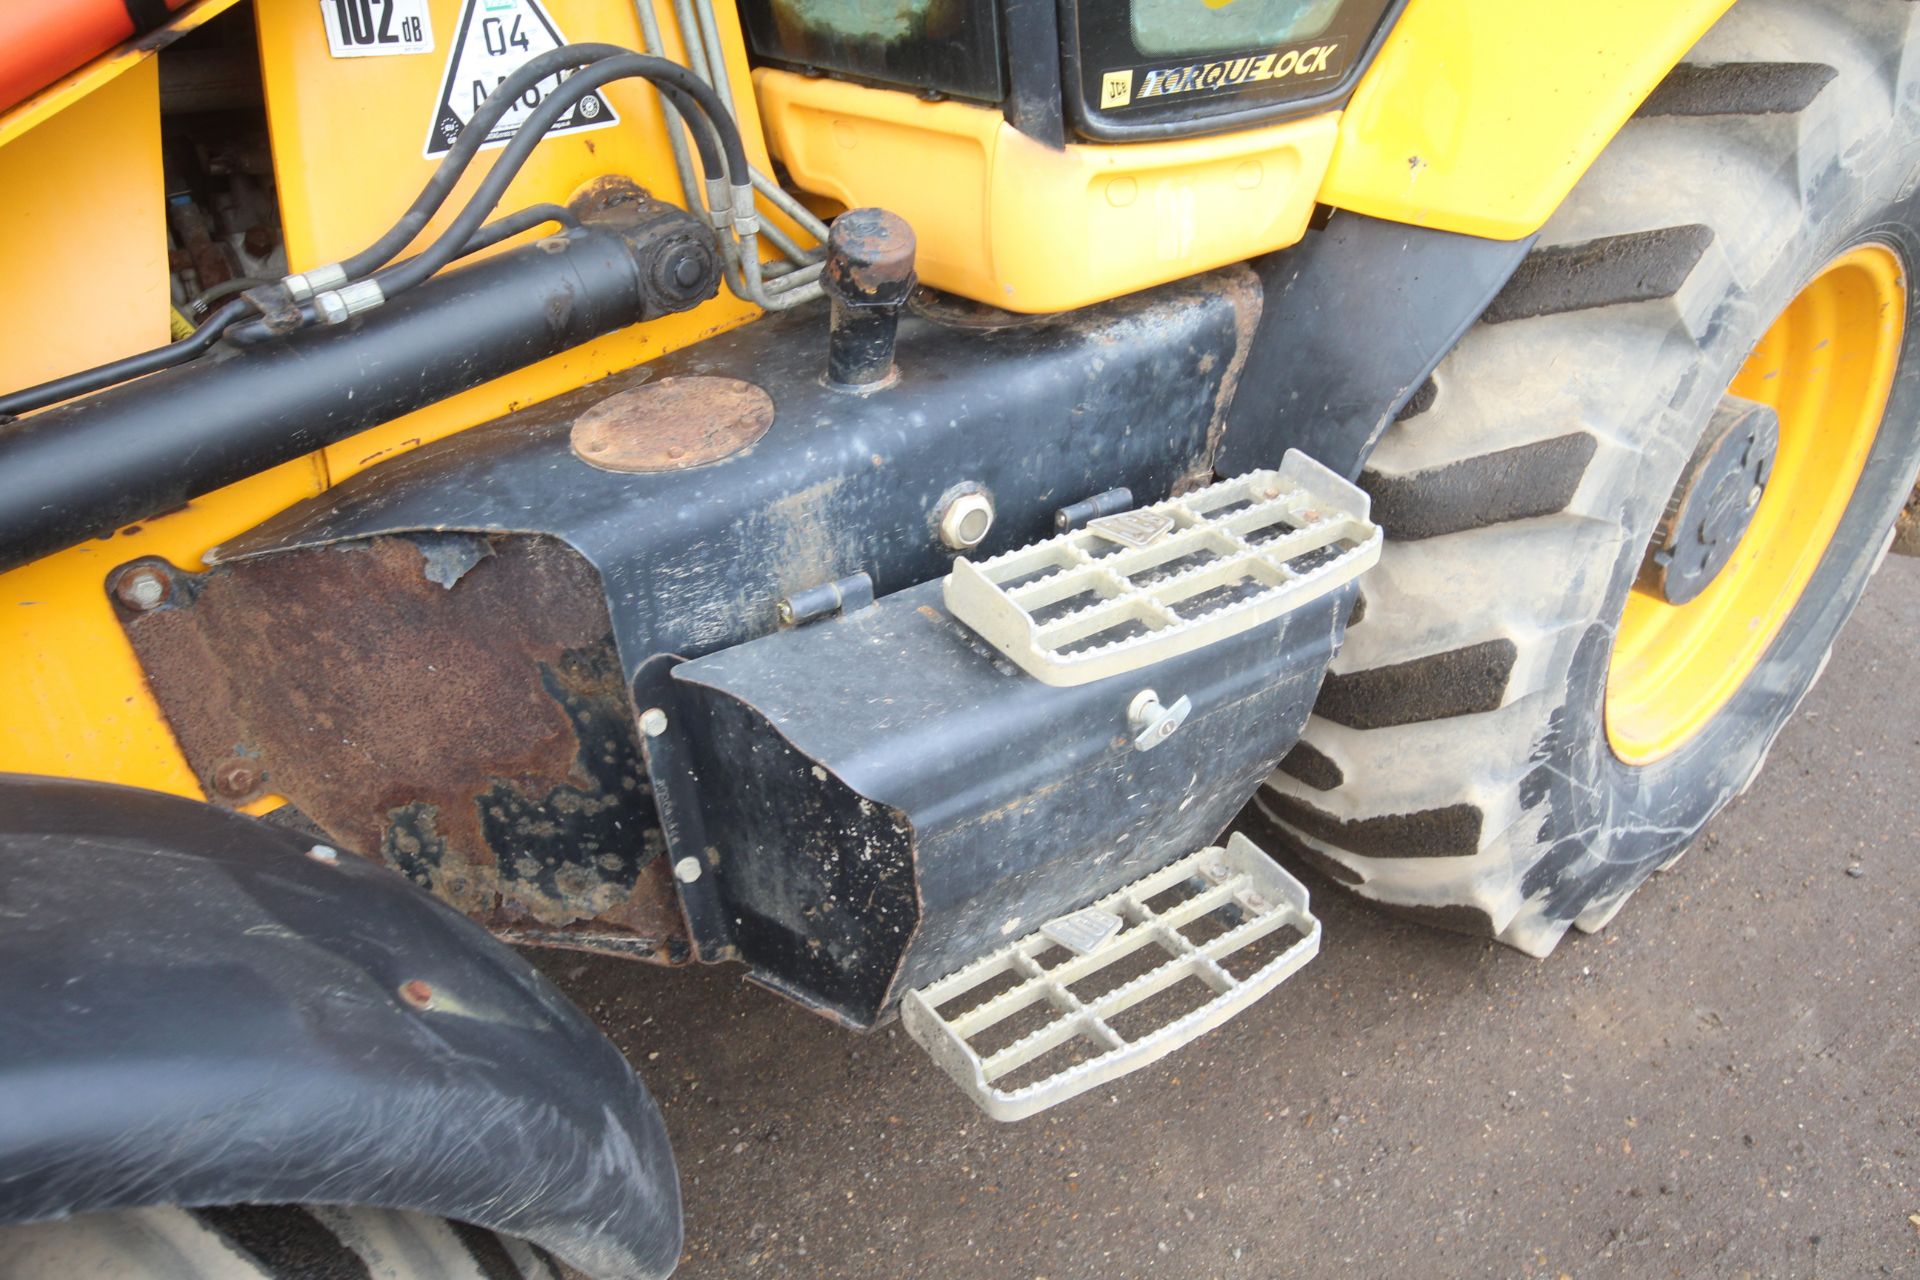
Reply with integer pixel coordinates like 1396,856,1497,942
210,757,262,799
673,856,703,883
641,708,669,737
306,844,339,865
398,979,434,1009
940,491,995,550
116,567,168,612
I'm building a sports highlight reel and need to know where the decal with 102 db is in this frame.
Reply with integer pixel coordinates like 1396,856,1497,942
321,0,434,58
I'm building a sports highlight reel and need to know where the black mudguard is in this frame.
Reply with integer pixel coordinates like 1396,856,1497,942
1219,211,1535,480
0,775,680,1280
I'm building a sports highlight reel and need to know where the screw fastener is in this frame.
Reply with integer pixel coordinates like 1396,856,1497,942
210,757,262,799
641,708,669,737
115,567,169,612
398,980,435,1009
306,844,339,864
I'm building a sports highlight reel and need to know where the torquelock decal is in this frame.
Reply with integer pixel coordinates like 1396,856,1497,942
424,0,618,156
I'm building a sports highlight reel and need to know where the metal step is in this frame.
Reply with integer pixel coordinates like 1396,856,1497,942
943,449,1379,686
901,833,1320,1121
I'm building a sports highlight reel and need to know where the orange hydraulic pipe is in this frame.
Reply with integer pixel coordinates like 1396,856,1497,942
1,0,190,113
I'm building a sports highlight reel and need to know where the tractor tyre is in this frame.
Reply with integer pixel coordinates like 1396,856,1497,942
0,1204,561,1279
1255,0,1920,953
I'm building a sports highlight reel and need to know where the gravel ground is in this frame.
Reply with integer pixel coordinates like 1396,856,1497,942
541,556,1920,1280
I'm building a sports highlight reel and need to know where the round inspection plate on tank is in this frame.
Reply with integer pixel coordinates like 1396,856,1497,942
570,376,775,473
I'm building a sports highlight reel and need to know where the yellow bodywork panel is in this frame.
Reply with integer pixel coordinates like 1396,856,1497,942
0,0,245,151
0,60,168,399
1320,0,1738,240
0,53,306,799
0,0,1745,797
0,0,793,797
756,0,1737,296
254,0,796,484
757,69,1338,314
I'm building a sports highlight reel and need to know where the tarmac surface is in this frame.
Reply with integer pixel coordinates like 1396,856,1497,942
542,555,1920,1280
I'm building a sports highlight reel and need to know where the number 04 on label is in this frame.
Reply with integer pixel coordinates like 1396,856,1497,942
322,0,436,58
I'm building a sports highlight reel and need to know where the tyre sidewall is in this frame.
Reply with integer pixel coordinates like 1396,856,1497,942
1528,185,1920,920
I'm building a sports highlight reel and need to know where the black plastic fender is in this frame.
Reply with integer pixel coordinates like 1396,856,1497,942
1219,211,1535,481
0,774,680,1280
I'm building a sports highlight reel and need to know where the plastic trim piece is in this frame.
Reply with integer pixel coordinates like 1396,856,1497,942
944,449,1378,685
1218,212,1535,482
755,68,1338,312
903,832,1321,1121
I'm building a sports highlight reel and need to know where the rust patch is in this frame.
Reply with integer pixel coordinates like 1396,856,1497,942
570,376,774,473
823,208,916,300
120,533,687,962
1194,263,1265,490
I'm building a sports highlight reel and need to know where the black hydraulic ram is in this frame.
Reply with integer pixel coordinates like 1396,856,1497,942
0,180,718,574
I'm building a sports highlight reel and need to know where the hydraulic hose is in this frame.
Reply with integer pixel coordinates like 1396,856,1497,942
368,53,748,304
225,205,581,345
330,43,633,282
0,44,746,412
0,299,252,419
0,210,719,573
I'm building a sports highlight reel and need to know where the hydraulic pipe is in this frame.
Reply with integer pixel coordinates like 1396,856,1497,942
0,202,717,573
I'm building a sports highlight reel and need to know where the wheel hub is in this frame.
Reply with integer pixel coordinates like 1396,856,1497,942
1639,394,1779,605
1605,243,1907,765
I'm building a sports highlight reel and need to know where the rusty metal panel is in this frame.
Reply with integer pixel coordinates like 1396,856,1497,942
106,266,1265,977
117,533,688,961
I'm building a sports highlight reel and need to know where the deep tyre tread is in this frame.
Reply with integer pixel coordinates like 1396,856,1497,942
1258,0,1920,954
1360,432,1599,539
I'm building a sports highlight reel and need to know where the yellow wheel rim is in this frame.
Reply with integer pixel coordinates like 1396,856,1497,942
1606,244,1906,765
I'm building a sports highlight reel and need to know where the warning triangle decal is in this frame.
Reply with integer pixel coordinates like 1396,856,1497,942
424,0,619,157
